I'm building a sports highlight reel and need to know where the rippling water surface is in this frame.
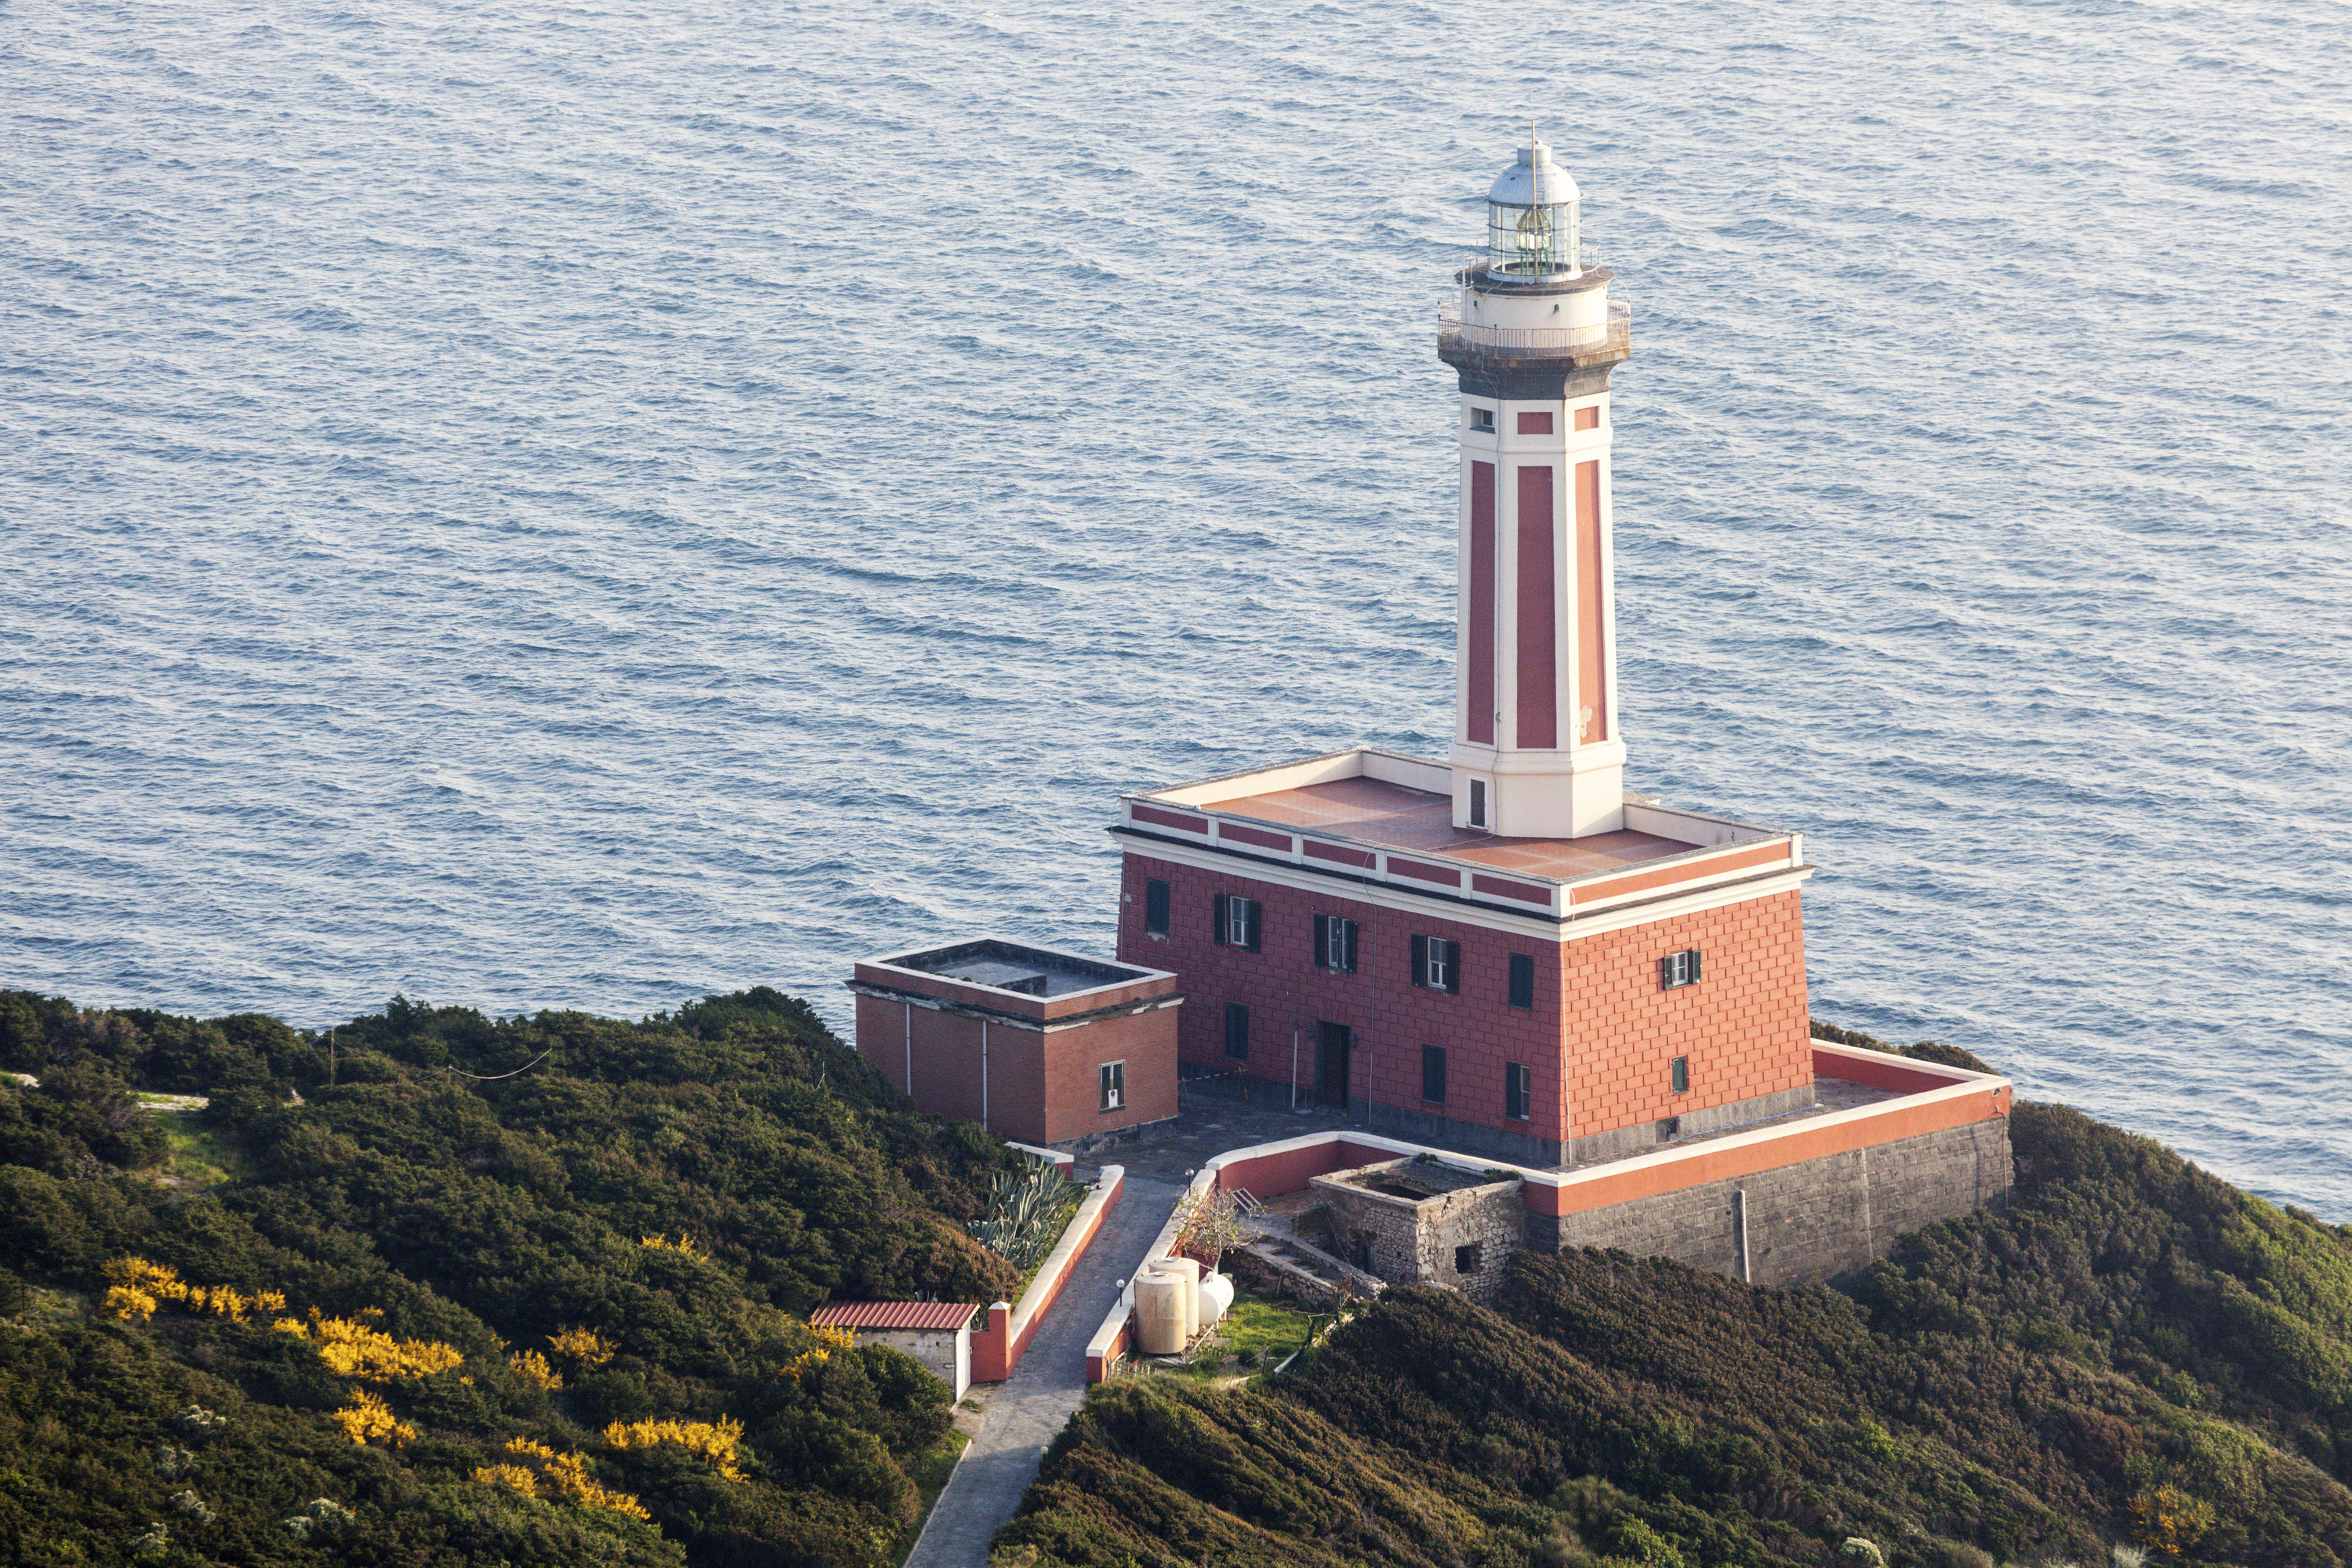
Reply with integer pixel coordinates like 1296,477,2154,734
4,0,2347,1210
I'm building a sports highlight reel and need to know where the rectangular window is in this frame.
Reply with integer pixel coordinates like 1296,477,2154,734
1504,1062,1532,1121
1454,1242,1482,1274
1421,1044,1448,1105
1224,1002,1250,1061
1468,779,1486,828
1313,914,1359,974
1411,935,1463,994
1471,406,1496,432
1100,1060,1126,1112
1660,948,1703,990
1573,404,1601,431
1507,952,1535,1009
1212,893,1262,952
1671,1055,1690,1095
1143,878,1170,935
1516,410,1554,435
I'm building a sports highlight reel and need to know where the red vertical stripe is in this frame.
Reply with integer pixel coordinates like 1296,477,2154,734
1466,462,1496,745
1576,460,1608,744
1516,464,1556,750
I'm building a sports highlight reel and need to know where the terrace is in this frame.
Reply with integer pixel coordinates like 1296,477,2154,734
1118,746,1805,922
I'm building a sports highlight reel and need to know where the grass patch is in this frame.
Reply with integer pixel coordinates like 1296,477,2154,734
1150,1285,1318,1382
1216,1291,1316,1358
896,1425,970,1564
153,1115,245,1188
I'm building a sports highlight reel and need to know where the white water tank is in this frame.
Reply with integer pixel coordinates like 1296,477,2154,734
1156,1256,1201,1339
1133,1271,1188,1356
1197,1271,1235,1329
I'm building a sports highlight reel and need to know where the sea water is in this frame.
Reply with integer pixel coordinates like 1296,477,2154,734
4,0,2347,1212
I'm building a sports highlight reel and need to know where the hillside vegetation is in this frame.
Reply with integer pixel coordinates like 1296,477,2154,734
0,987,1024,1568
999,1038,2352,1568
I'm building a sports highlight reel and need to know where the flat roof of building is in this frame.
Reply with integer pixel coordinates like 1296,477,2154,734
1192,773,1692,882
856,931,1176,1020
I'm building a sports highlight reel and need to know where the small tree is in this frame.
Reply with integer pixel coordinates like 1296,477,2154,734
1170,1188,1257,1272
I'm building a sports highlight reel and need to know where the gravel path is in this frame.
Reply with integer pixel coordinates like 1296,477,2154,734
904,1173,1185,1568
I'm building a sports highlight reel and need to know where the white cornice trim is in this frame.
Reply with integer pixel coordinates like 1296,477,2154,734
1111,825,1814,940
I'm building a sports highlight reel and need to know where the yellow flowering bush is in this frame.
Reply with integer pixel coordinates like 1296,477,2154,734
102,1258,286,1325
602,1416,746,1482
548,1326,617,1366
471,1462,538,1497
639,1233,707,1262
507,1349,563,1391
495,1438,649,1519
329,1389,415,1447
780,1322,858,1383
273,1310,465,1380
2132,1483,2216,1558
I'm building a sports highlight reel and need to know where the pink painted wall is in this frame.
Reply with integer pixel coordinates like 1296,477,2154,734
973,1168,1125,1382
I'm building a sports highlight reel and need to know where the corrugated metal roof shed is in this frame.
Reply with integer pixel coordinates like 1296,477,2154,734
810,1301,977,1332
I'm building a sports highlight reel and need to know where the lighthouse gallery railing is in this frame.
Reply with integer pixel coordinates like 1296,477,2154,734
1437,297,1632,362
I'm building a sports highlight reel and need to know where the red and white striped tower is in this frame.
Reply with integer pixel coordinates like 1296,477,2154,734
1440,138,1633,840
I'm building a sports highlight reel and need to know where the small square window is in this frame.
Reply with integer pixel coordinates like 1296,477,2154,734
1471,406,1496,432
1143,878,1170,935
1504,1062,1532,1121
1100,1060,1126,1112
1671,1055,1690,1095
1224,1002,1250,1061
1573,405,1601,432
1454,1242,1482,1275
1660,948,1703,990
1507,952,1534,1010
1421,1044,1448,1105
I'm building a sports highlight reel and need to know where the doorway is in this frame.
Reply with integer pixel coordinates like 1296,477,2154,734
1314,1021,1352,1110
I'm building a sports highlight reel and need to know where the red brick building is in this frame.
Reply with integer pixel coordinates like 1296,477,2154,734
1111,139,1820,1169
848,939,1181,1146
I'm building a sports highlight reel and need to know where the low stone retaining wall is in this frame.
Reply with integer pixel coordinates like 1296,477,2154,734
973,1165,1124,1382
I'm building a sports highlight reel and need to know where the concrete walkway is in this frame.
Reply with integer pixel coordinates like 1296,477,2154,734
904,1173,1185,1568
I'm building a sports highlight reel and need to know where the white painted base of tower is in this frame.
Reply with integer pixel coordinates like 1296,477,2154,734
1452,740,1627,838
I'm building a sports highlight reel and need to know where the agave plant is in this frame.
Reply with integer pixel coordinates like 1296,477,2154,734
967,1156,1081,1273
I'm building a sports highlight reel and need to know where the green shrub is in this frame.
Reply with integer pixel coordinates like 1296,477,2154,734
0,987,1029,1568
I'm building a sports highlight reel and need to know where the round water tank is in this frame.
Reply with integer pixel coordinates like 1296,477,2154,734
1157,1256,1201,1339
1198,1271,1235,1329
1134,1272,1187,1356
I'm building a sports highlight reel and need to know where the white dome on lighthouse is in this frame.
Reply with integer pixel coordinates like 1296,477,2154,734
1487,141,1581,208
1484,138,1583,279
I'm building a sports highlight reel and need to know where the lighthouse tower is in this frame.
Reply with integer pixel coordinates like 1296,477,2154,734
1440,138,1632,840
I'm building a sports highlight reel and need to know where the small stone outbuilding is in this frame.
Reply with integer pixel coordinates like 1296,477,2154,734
1311,1156,1522,1303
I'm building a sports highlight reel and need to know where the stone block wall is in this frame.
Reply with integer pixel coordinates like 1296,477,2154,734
1314,1159,1524,1303
1526,1116,2013,1288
